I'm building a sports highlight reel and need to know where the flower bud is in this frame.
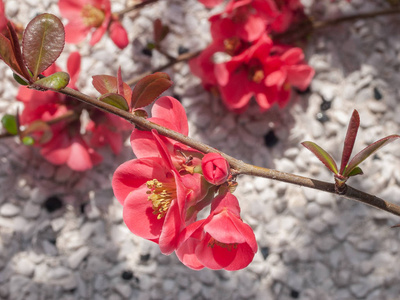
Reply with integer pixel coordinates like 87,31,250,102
201,153,230,185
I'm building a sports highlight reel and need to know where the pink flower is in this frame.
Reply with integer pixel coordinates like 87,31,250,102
113,130,202,254
201,153,230,185
0,0,7,34
58,0,129,49
87,111,132,155
16,52,106,171
176,192,257,270
214,34,277,112
109,18,129,49
39,106,103,171
214,35,314,112
189,41,225,90
264,45,315,107
198,0,224,8
210,0,276,42
130,96,203,170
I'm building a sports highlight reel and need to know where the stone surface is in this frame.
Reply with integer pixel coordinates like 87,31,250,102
0,0,399,299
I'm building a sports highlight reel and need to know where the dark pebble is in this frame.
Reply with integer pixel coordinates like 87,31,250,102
43,196,63,213
264,130,279,148
316,112,329,123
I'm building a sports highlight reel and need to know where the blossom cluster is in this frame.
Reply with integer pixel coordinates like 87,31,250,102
112,96,257,270
17,52,132,171
192,0,315,113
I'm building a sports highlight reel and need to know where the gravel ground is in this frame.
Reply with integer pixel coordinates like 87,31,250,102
1,0,400,299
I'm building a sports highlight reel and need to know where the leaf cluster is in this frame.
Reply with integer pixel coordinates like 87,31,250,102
93,69,173,114
0,13,69,91
302,110,400,192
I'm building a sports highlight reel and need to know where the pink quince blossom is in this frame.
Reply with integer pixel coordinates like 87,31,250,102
176,192,257,270
38,105,103,171
58,0,129,49
0,0,7,34
264,45,315,107
198,0,224,8
214,34,314,112
17,52,104,171
214,34,277,112
112,130,203,254
130,96,203,171
86,111,132,155
210,0,277,42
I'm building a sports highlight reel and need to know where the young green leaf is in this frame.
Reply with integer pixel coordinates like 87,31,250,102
92,75,132,103
130,72,172,110
13,73,29,85
31,72,70,91
346,166,363,177
301,141,338,174
1,114,18,135
22,136,35,146
339,110,360,174
22,13,65,79
117,67,125,98
99,93,129,111
343,135,400,177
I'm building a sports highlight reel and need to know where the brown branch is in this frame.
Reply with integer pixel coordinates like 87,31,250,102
115,0,160,18
313,7,400,30
273,7,400,42
126,50,201,86
0,131,13,139
58,86,400,218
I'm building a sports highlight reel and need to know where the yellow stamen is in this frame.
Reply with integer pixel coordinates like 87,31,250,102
251,69,265,84
146,179,176,219
81,5,105,28
224,37,241,56
208,237,238,251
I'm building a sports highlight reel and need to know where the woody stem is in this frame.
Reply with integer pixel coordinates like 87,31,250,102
58,86,400,219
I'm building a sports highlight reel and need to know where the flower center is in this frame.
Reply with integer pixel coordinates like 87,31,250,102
81,5,105,28
208,237,238,251
224,37,241,56
248,65,265,83
146,179,176,219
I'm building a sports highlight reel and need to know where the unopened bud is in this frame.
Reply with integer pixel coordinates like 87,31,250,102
201,153,230,185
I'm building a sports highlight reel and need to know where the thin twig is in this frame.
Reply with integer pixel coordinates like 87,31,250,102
126,50,201,86
58,86,400,218
313,7,400,30
115,0,160,18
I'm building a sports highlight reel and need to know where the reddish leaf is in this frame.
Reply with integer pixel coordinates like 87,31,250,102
92,75,132,104
6,22,31,81
99,93,129,111
302,141,338,175
32,72,70,91
117,67,124,98
131,72,173,109
22,13,65,79
339,110,360,174
343,135,400,177
0,33,27,79
153,19,169,44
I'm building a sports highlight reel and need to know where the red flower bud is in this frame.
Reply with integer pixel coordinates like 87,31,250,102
201,153,230,185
